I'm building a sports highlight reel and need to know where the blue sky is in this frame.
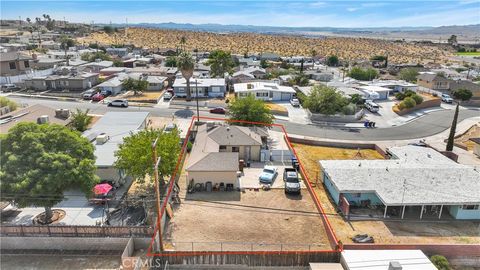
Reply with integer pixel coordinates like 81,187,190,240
1,1,479,27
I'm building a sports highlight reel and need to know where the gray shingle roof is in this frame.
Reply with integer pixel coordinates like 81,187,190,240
208,126,262,146
187,152,239,171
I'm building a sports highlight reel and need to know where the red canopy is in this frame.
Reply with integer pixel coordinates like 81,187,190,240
93,183,112,195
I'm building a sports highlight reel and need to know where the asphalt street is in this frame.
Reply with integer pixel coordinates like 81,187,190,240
9,96,480,141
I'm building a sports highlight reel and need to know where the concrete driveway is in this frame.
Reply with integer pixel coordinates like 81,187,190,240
282,102,311,124
239,162,306,189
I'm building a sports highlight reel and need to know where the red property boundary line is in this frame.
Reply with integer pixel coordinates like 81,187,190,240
147,116,340,257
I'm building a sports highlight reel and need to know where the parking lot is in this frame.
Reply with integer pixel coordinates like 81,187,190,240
166,188,330,251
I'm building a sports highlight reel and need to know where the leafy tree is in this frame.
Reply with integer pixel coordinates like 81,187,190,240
113,59,124,67
304,85,349,115
326,55,339,66
176,52,195,101
447,35,457,45
446,103,460,151
348,67,378,81
349,94,364,105
452,88,473,101
0,123,98,222
122,77,147,95
288,73,310,86
165,56,177,67
399,68,419,83
60,35,75,50
103,25,115,34
81,51,111,62
228,94,273,126
430,255,451,270
206,50,236,78
401,97,417,109
70,109,93,132
260,59,270,69
115,128,181,185
0,97,18,111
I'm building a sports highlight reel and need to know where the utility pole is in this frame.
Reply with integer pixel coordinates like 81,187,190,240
151,139,164,252
195,79,200,123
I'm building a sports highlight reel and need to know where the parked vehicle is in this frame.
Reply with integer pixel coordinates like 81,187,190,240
209,107,226,114
283,168,301,194
83,89,97,100
100,89,113,97
108,99,129,107
441,94,453,103
91,93,105,102
163,123,177,133
352,234,375,243
290,98,300,107
365,100,379,113
259,165,277,184
163,92,173,101
1,84,19,92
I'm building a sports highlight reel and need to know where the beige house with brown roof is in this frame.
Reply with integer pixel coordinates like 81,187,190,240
185,124,267,188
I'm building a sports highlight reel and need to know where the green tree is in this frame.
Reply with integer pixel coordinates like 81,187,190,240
452,88,473,101
401,97,417,109
176,52,195,101
411,94,423,105
81,51,111,62
206,50,236,78
349,94,364,105
103,25,115,34
304,85,349,115
446,103,459,151
228,94,273,126
260,59,270,69
326,55,339,67
114,128,181,185
70,109,93,132
348,67,379,81
113,59,124,67
165,56,177,67
447,35,457,45
0,123,98,222
122,77,147,96
430,255,451,270
288,73,310,86
399,68,419,83
59,35,75,50
0,97,18,111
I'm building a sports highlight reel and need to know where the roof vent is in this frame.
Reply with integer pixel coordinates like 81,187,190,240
226,126,230,131
388,261,402,270
96,133,109,145
37,115,49,124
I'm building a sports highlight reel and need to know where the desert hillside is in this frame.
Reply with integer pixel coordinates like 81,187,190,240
79,27,454,64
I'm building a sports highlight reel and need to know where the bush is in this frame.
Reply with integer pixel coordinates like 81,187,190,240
411,94,423,105
401,97,417,108
397,102,405,110
430,255,451,270
399,68,419,83
452,88,473,101
395,92,405,100
348,67,379,81
296,92,307,105
303,85,349,115
342,103,356,115
0,97,18,111
186,141,193,153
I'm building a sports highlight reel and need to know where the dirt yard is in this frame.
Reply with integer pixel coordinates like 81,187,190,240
455,124,480,151
292,143,480,245
166,188,330,251
125,91,163,102
266,102,288,113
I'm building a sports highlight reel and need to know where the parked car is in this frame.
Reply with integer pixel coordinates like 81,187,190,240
1,84,19,92
441,94,453,103
108,99,129,107
166,88,174,95
83,89,97,100
100,89,113,97
290,98,300,107
164,123,177,133
352,234,374,243
209,107,226,114
365,100,379,113
259,165,278,184
163,92,173,101
91,93,105,102
283,168,301,194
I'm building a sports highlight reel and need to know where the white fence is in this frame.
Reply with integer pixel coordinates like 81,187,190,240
270,149,294,162
1,68,54,84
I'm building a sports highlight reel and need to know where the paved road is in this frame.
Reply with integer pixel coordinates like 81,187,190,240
9,96,480,141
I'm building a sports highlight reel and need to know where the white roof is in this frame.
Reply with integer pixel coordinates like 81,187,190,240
359,85,391,93
320,145,480,205
173,77,225,88
97,77,123,88
100,67,130,73
85,60,113,68
342,250,437,270
83,112,149,167
234,82,296,94
365,79,418,88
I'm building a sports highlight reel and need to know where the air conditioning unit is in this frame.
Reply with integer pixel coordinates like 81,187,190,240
96,133,109,144
37,115,49,124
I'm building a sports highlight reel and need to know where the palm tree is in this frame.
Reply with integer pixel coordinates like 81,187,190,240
180,36,186,52
176,52,195,101
26,17,31,24
70,109,93,132
206,50,235,78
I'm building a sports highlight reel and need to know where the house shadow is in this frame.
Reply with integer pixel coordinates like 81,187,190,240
383,220,480,238
174,109,195,118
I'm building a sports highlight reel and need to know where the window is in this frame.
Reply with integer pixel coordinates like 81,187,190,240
9,62,16,70
256,92,268,97
219,145,226,150
24,60,30,68
211,86,221,92
462,205,479,210
232,147,239,152
353,193,361,198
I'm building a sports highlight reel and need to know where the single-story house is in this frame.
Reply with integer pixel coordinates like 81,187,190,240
470,138,480,157
449,79,480,105
363,80,418,93
33,57,66,69
259,52,281,61
234,82,296,101
320,145,480,220
237,57,261,68
186,124,268,188
99,67,131,76
231,67,267,83
82,60,114,73
96,77,123,95
0,51,33,76
106,47,128,57
341,250,437,270
358,85,391,100
173,77,226,98
126,73,167,91
0,104,70,134
417,73,450,90
304,70,334,82
83,112,150,187
24,72,99,91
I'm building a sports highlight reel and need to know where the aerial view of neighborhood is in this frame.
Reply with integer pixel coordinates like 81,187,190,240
0,0,479,269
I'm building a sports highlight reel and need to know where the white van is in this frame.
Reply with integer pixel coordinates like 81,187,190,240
365,100,379,113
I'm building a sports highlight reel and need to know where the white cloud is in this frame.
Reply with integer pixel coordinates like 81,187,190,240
458,0,480,5
310,1,326,7
347,7,359,12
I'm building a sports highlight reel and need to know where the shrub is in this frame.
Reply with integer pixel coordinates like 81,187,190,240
397,102,405,110
0,97,18,111
399,68,419,83
430,255,451,270
296,92,308,105
401,97,417,108
186,141,193,153
348,67,379,81
452,88,473,101
342,103,356,115
395,92,405,100
303,85,349,115
411,94,423,105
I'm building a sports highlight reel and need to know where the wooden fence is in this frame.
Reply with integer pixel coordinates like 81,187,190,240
0,225,153,238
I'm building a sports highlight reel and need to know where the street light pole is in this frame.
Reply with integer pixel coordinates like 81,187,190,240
195,79,200,123
152,138,163,252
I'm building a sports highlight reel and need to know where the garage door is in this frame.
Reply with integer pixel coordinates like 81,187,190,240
281,92,291,101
